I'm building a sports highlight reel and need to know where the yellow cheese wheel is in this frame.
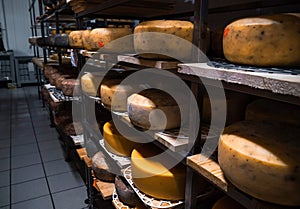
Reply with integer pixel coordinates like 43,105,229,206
212,196,245,209
81,72,103,97
245,98,300,127
218,120,300,206
131,144,186,200
134,20,194,60
100,79,135,112
103,121,141,157
127,89,180,130
82,30,93,51
223,13,300,67
89,27,132,51
69,30,83,48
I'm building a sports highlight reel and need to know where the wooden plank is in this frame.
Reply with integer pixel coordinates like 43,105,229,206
187,154,228,192
94,179,115,200
118,55,180,70
76,147,87,160
83,156,92,168
178,63,300,98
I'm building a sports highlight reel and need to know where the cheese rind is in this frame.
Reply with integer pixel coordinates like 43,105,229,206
127,89,181,130
100,79,135,112
134,20,194,60
91,151,116,182
69,30,83,48
81,72,103,97
212,196,245,209
131,144,186,200
218,120,300,206
103,121,141,157
223,13,300,66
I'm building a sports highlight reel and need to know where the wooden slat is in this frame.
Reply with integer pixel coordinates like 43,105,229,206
76,147,87,160
94,179,115,200
187,154,228,192
118,55,180,70
83,156,92,168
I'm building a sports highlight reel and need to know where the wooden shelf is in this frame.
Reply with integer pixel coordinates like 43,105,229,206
76,147,88,160
94,177,115,200
187,154,296,209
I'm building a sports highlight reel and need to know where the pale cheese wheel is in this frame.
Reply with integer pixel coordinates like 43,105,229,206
91,151,116,182
131,144,186,200
103,121,141,157
218,120,300,206
69,30,83,48
134,20,194,60
223,13,300,67
82,30,93,51
245,98,300,127
81,72,103,97
212,196,245,209
127,89,180,130
89,27,132,51
100,79,135,112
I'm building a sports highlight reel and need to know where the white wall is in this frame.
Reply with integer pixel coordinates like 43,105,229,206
0,0,36,56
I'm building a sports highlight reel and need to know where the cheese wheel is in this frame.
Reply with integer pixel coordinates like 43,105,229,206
89,28,132,51
212,196,245,209
245,99,300,127
115,176,139,207
82,30,93,50
127,89,180,130
91,151,116,182
218,120,300,206
134,20,194,60
131,144,186,200
81,72,103,97
223,13,300,67
100,79,135,112
103,121,141,157
69,30,83,48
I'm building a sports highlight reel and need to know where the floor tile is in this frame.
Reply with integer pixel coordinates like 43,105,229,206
0,133,10,140
35,128,57,137
40,148,65,162
0,148,10,159
52,186,88,209
0,171,9,188
36,134,58,142
11,178,49,204
11,153,41,169
0,139,10,148
11,143,39,156
11,130,35,138
11,195,54,209
11,136,36,146
0,186,10,207
11,164,44,184
44,159,76,176
0,158,9,172
38,140,61,151
48,171,84,193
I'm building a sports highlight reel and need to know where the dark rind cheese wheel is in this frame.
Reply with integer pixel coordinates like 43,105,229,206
115,176,139,207
91,151,116,182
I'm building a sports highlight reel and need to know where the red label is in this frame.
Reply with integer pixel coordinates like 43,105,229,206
224,28,230,37
98,41,105,48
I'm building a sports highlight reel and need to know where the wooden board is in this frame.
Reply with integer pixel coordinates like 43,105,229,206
83,156,92,168
118,55,180,70
178,63,300,98
76,147,87,160
94,178,115,200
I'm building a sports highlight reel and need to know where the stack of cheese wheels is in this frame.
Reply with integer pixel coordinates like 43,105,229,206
202,91,251,126
127,89,181,130
69,30,84,48
218,120,300,206
212,196,245,209
88,27,132,51
100,78,135,112
245,98,300,127
103,121,141,157
131,143,186,200
81,72,103,97
134,20,194,60
223,13,300,67
91,151,116,182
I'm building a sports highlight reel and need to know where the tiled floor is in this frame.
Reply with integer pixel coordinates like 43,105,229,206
0,86,88,209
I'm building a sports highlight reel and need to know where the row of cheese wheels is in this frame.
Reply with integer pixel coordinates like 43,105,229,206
94,96,300,206
68,13,300,67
